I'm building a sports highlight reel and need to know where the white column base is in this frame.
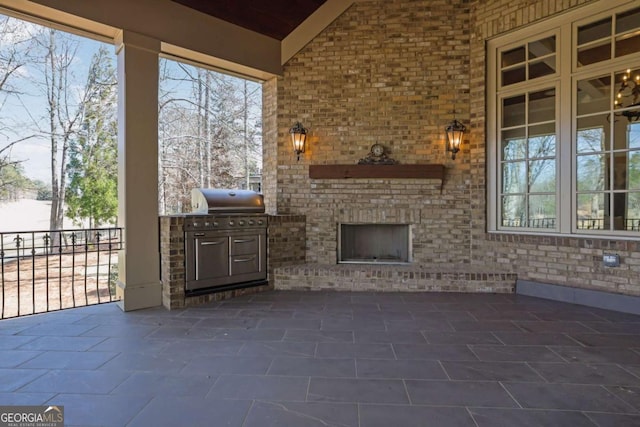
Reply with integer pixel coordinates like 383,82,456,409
116,280,162,312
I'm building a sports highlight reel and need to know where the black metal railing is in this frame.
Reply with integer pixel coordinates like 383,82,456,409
502,217,640,231
0,227,122,319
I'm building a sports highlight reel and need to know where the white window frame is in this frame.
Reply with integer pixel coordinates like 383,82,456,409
487,0,640,239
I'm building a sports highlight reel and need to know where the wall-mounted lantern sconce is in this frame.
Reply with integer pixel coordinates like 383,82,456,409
445,118,466,160
289,121,307,161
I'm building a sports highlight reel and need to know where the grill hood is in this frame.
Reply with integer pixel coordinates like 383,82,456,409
191,188,265,214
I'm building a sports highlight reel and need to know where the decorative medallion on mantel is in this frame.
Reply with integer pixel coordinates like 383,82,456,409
358,143,397,165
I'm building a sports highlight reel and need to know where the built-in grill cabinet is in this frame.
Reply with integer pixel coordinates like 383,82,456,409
185,189,267,294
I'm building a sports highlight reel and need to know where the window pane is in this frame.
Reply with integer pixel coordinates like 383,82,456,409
529,159,556,192
577,193,606,230
616,150,640,191
529,58,556,79
528,195,556,228
529,89,555,124
616,33,640,58
577,115,608,153
502,161,526,193
631,151,640,190
529,123,556,158
502,46,525,67
614,119,640,150
614,68,640,110
631,123,640,149
502,95,525,127
502,66,526,86
502,195,526,227
577,154,609,191
627,192,640,230
578,17,611,45
577,76,610,115
616,7,640,34
577,41,611,66
613,193,628,230
528,36,556,59
502,128,526,160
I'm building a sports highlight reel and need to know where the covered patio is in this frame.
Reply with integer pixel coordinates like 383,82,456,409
1,290,640,426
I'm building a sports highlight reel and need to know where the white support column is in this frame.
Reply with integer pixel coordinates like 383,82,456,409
115,30,162,311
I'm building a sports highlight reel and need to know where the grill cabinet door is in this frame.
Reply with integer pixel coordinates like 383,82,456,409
230,234,261,275
195,236,229,280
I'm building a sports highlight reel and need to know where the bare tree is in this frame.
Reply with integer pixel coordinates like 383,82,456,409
0,16,38,198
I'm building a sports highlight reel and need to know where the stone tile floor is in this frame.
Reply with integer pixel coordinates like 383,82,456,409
2,290,640,426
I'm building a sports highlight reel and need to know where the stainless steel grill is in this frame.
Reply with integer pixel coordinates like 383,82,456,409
185,189,267,294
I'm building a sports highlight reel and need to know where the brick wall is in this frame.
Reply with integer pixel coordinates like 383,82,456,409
263,0,640,296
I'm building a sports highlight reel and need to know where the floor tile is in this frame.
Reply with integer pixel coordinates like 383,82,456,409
110,372,216,397
183,355,273,375
492,331,581,346
405,380,518,407
514,321,596,334
360,404,476,427
243,401,359,427
98,351,187,373
449,320,521,332
585,412,640,427
284,329,354,343
20,370,130,394
208,374,309,401
393,344,478,361
385,319,454,332
18,323,97,336
569,333,640,348
529,362,640,386
2,290,640,426
0,335,38,350
321,318,386,331
268,357,355,377
308,378,408,404
0,391,56,405
316,342,395,359
605,385,640,411
355,330,426,344
504,382,638,412
550,346,640,364
0,350,42,367
18,350,117,369
212,328,286,341
47,393,150,427
257,318,321,329
423,331,502,345
17,336,105,351
239,341,316,357
0,368,47,392
442,361,545,382
469,408,598,427
469,345,565,362
356,359,447,379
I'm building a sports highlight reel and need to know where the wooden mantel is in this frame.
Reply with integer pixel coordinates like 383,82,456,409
308,164,446,191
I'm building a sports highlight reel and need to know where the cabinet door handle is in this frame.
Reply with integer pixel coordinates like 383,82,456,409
234,256,256,263
233,238,255,244
201,240,224,246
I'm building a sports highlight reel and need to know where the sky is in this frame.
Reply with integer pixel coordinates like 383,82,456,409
0,13,113,184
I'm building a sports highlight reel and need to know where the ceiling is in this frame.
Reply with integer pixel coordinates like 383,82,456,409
171,0,328,40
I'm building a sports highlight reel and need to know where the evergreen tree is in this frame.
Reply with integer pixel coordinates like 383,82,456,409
65,46,117,228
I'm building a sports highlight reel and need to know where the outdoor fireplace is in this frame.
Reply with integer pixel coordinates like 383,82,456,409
338,223,411,264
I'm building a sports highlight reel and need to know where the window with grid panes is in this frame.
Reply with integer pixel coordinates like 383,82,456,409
487,0,640,236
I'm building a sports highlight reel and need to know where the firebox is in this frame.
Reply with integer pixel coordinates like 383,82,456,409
338,223,411,264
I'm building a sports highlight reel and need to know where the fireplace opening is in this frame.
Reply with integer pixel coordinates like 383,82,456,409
338,223,411,264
